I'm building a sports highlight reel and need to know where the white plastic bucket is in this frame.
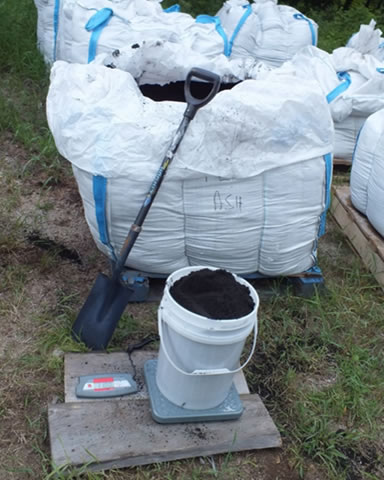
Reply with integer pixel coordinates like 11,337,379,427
156,266,259,410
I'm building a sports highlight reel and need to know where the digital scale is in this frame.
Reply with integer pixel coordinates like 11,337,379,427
75,361,243,424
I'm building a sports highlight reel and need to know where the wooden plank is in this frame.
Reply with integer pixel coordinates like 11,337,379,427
233,368,250,395
48,394,281,471
333,186,384,259
332,186,384,260
333,157,351,166
65,352,249,403
330,185,384,290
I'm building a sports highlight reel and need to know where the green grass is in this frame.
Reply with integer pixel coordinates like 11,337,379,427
3,212,383,479
0,0,64,185
162,0,224,16
244,238,384,479
309,5,384,52
1,1,384,479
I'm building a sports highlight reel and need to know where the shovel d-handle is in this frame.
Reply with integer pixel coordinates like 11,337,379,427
158,310,258,377
112,69,221,280
184,68,221,120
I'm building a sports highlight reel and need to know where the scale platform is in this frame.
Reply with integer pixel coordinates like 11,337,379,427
144,359,243,424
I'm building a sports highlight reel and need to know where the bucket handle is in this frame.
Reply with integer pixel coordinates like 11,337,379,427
158,310,258,376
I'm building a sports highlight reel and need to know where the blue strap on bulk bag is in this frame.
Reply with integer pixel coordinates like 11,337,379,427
377,67,384,74
93,175,116,259
196,6,252,58
164,4,180,13
305,265,323,277
53,0,60,61
85,8,114,63
326,71,351,104
293,13,317,46
227,4,252,57
195,15,230,57
318,153,332,237
309,153,332,267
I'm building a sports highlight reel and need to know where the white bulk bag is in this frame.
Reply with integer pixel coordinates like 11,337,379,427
55,0,76,61
255,45,364,163
258,46,353,122
367,144,384,237
331,47,384,117
47,61,333,276
72,166,189,272
216,0,318,66
34,0,60,63
346,19,384,62
56,0,186,64
333,115,366,160
46,61,186,180
179,17,229,59
175,76,332,178
276,46,384,125
34,0,164,64
330,47,384,161
351,109,384,236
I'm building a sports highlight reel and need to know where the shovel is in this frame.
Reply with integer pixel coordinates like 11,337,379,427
72,68,221,350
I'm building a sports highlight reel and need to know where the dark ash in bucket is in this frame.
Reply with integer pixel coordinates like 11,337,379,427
169,268,255,319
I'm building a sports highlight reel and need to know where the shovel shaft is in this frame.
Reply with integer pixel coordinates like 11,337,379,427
112,116,191,279
113,68,221,280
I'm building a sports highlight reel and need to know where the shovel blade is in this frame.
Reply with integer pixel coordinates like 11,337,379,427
72,273,133,350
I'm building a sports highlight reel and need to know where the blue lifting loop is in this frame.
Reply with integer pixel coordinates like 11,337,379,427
293,13,317,46
85,8,114,63
326,71,351,104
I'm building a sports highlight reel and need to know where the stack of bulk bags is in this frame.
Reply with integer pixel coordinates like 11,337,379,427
46,61,333,276
351,109,384,237
34,0,159,63
56,0,192,64
274,45,384,163
331,46,384,163
33,0,186,64
215,0,318,66
35,0,318,69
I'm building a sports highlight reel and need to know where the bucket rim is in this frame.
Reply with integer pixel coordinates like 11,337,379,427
159,306,257,345
164,265,260,325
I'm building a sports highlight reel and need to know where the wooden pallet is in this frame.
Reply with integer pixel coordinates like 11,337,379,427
330,185,384,290
127,269,326,303
48,352,281,473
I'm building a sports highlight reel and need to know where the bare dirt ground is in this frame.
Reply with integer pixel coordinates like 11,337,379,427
0,133,342,480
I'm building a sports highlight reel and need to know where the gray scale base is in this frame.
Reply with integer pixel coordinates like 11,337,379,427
144,359,243,424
